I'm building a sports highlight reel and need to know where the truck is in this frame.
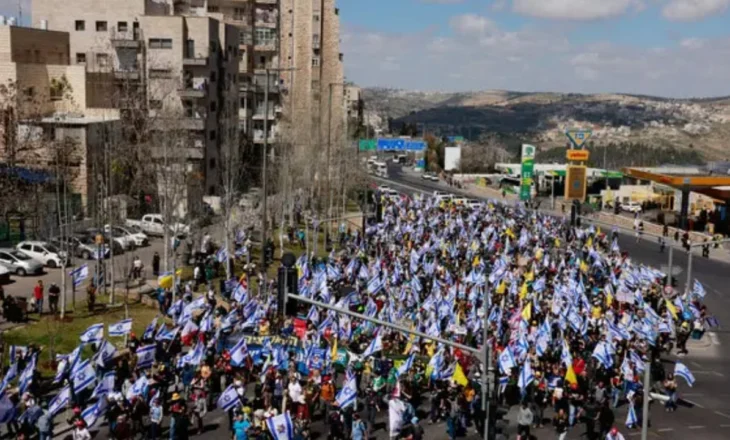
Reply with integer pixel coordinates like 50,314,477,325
126,214,191,237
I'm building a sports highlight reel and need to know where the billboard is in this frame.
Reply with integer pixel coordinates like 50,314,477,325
520,144,536,201
444,146,461,171
565,165,587,201
566,149,590,161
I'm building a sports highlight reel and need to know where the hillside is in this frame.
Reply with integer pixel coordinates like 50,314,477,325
362,88,730,160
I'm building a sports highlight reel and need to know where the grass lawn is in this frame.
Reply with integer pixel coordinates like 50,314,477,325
2,299,164,373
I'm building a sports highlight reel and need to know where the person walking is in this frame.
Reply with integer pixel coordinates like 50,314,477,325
37,406,53,440
149,398,163,440
553,408,569,440
517,401,533,440
152,252,161,277
33,280,44,314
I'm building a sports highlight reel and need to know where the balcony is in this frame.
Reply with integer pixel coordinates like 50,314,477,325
110,28,142,48
179,78,209,98
255,0,277,4
183,54,208,66
180,114,206,130
253,129,277,143
254,39,277,52
255,10,277,28
238,108,252,120
114,69,141,80
253,108,276,120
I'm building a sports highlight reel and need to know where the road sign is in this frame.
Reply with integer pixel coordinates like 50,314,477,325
565,165,587,201
447,136,464,143
377,138,405,151
358,139,377,151
565,129,592,149
566,149,590,161
404,140,426,151
520,144,536,201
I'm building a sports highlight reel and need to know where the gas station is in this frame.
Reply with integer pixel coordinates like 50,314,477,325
622,166,730,233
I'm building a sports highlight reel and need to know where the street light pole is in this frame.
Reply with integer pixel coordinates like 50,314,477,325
325,82,345,252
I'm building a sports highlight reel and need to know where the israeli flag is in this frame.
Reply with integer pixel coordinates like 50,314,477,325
397,353,415,377
80,323,104,344
70,264,89,288
155,326,179,342
626,403,638,427
167,299,183,318
361,334,383,358
143,317,158,340
2,363,17,386
82,398,107,428
92,371,115,398
95,339,117,367
592,342,613,368
216,247,228,263
68,346,82,375
199,312,214,333
498,347,516,374
9,345,27,362
48,386,71,417
335,376,358,409
217,384,242,412
181,341,204,366
17,355,36,394
136,345,156,370
674,362,696,387
107,318,133,337
72,359,96,393
518,359,535,391
367,276,383,295
0,392,15,424
126,374,149,400
306,305,320,324
266,412,295,440
233,284,248,304
230,338,249,366
692,280,706,299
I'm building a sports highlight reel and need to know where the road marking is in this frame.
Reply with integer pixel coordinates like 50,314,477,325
691,361,703,368
720,424,730,428
690,370,724,376
715,411,730,419
714,371,726,377
688,425,706,429
683,399,706,408
656,428,674,432
627,432,641,437
682,393,704,397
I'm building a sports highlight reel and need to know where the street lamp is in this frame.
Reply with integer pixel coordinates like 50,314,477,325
325,82,346,251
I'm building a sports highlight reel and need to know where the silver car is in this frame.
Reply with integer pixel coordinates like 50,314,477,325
0,248,44,276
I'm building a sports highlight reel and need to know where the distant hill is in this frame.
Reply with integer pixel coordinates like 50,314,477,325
362,88,730,161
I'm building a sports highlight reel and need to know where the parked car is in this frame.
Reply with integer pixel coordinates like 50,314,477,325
16,241,68,268
621,201,643,213
49,236,110,260
126,214,190,237
0,248,44,276
452,197,469,206
466,199,483,209
83,229,125,255
105,225,149,248
422,172,439,182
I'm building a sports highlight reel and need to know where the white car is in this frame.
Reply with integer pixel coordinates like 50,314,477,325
433,191,453,203
452,197,469,206
466,199,483,209
16,241,67,268
422,172,439,182
621,202,643,213
105,225,149,248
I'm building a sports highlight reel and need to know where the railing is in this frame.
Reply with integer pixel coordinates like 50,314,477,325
110,27,142,47
179,79,208,98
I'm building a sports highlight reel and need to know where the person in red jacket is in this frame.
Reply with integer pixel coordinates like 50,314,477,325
33,280,44,314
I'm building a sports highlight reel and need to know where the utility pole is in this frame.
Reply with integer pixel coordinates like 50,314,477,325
326,82,345,250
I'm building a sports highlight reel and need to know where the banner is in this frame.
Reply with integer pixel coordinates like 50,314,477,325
565,165,587,201
520,144,536,201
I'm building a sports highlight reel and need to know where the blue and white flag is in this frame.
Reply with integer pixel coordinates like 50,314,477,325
82,397,107,428
108,319,133,337
0,392,15,424
692,279,706,299
306,306,320,324
180,341,204,367
135,345,156,370
48,385,71,417
72,359,96,393
361,334,383,358
9,345,27,362
80,323,104,344
70,264,89,288
17,355,36,394
2,363,17,387
217,384,242,412
626,403,638,427
230,338,249,367
335,376,358,409
367,276,383,295
396,353,415,377
518,359,535,391
68,346,82,375
143,318,158,340
266,412,295,440
216,247,228,263
674,362,695,387
126,374,149,400
498,347,516,374
92,371,115,398
592,342,613,369
95,339,117,367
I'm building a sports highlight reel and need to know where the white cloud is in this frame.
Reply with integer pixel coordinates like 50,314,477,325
341,16,730,97
512,0,641,20
662,0,730,21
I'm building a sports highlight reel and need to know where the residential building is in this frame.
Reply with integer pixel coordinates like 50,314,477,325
31,0,241,216
344,84,363,137
0,23,120,212
279,0,345,157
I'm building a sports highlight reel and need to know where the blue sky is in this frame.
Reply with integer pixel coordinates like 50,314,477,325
339,0,730,97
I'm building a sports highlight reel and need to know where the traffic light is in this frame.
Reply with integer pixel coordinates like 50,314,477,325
277,252,298,318
488,402,510,440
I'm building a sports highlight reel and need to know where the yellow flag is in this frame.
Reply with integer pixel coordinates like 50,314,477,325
496,281,506,295
505,228,515,239
580,260,588,273
666,299,679,320
605,291,614,307
521,303,532,321
519,282,529,300
597,226,602,236
331,337,338,359
426,343,435,357
525,270,534,282
565,364,578,386
452,363,469,386
473,255,480,267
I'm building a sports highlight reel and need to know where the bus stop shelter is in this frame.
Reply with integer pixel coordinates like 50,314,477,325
622,166,730,231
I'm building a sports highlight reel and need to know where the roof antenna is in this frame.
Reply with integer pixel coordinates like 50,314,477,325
18,0,22,26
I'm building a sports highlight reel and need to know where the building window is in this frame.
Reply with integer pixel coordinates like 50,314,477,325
75,20,85,31
312,34,320,48
25,87,35,98
207,6,219,12
97,53,110,68
313,14,320,22
118,21,128,32
312,56,320,67
210,101,217,113
209,158,216,169
254,28,276,46
210,71,217,82
339,53,343,62
96,21,107,32
149,38,173,49
76,53,86,64
209,130,216,141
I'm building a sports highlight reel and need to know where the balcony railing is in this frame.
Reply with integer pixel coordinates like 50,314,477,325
180,112,207,130
179,79,208,98
254,39,277,51
114,69,141,80
253,129,277,143
253,109,276,120
183,54,208,66
110,27,142,48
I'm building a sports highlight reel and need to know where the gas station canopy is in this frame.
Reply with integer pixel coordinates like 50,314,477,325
622,167,730,201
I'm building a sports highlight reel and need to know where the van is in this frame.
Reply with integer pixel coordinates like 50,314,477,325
375,162,388,178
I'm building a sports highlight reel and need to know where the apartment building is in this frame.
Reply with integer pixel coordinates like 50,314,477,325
344,84,363,137
279,0,345,159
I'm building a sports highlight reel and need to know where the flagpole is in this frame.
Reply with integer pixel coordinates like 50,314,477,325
481,287,490,440
641,352,651,440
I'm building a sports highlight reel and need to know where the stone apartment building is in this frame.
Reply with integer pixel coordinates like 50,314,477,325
31,0,241,211
0,23,121,214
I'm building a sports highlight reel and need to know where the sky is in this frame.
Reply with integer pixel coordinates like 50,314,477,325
339,0,730,97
